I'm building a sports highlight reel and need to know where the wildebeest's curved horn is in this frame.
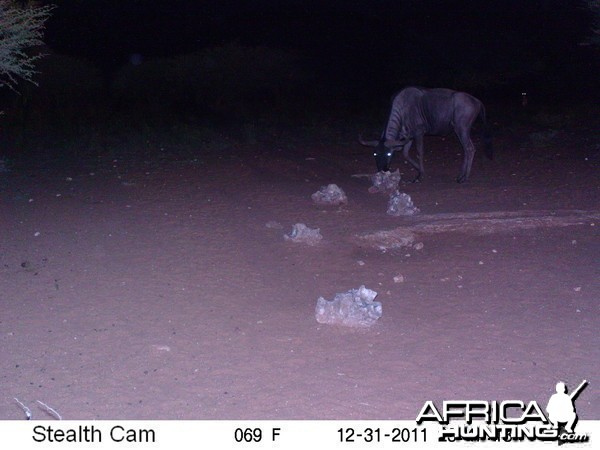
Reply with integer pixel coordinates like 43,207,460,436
358,135,379,147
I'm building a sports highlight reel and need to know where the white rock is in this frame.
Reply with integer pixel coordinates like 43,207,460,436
284,223,323,246
315,285,382,327
311,184,348,205
387,191,420,216
369,170,401,193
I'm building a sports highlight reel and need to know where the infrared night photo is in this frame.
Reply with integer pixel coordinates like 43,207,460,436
0,0,598,425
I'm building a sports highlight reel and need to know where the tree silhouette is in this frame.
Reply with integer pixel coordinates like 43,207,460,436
0,0,54,92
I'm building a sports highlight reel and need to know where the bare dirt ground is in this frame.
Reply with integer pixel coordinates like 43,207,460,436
1,122,598,420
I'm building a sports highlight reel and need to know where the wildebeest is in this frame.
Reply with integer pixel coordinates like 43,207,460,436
360,87,493,183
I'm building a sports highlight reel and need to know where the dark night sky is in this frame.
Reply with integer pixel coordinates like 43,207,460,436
40,0,599,102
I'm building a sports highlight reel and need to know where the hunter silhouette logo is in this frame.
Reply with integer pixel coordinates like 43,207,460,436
546,380,588,442
416,379,590,443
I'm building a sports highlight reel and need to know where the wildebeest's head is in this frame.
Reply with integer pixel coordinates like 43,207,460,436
359,136,408,172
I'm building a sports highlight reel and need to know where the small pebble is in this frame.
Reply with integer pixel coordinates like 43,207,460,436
393,274,404,283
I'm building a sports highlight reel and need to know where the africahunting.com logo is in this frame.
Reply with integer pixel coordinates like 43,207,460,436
416,380,590,444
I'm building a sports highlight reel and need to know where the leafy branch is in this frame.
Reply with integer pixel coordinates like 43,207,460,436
0,0,55,92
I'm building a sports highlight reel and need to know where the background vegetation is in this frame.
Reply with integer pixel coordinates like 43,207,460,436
1,1,599,165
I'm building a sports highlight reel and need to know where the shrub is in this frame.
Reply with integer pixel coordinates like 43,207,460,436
0,0,54,91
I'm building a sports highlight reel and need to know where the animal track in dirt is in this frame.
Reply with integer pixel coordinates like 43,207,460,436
397,209,599,235
354,209,598,250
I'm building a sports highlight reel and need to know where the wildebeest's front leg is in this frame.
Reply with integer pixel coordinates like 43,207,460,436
402,135,425,182
455,130,475,183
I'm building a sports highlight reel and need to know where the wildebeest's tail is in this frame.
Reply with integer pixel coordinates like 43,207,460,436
479,104,494,160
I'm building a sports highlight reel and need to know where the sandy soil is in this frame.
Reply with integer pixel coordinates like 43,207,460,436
1,126,598,420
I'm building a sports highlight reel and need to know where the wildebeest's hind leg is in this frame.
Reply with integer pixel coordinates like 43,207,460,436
455,130,475,183
402,137,424,183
